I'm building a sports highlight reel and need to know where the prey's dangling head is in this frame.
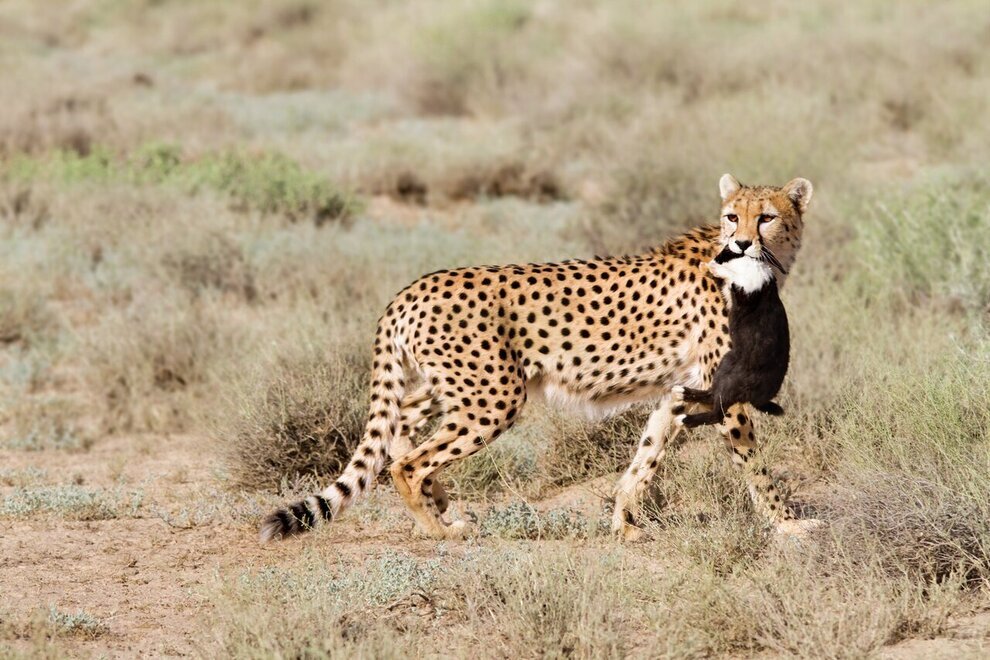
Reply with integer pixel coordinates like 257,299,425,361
716,173,814,280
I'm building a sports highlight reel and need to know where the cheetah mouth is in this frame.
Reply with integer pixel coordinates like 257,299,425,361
713,247,744,265
714,245,788,275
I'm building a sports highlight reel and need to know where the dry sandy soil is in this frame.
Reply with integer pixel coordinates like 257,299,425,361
3,432,989,658
1,432,464,656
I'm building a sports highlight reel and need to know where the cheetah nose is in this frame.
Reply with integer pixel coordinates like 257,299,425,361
734,240,752,252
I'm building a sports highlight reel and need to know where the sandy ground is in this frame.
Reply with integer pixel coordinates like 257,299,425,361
2,434,989,658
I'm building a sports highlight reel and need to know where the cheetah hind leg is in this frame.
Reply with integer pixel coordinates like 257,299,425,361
390,405,518,540
393,387,450,514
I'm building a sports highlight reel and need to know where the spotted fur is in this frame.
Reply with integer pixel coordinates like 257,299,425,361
260,174,815,542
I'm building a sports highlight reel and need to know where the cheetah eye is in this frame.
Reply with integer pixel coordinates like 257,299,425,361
758,214,778,224
724,214,738,223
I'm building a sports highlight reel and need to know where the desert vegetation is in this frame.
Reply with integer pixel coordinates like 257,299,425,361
1,0,989,657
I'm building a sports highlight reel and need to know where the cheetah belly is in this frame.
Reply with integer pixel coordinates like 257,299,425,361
525,377,644,419
525,357,706,421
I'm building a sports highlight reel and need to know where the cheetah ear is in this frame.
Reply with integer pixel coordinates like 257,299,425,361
719,173,741,201
782,178,813,213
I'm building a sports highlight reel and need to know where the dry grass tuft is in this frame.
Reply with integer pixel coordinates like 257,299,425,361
540,407,647,490
447,161,564,203
162,233,257,302
219,342,369,492
0,288,56,348
584,159,715,255
365,159,565,206
826,474,990,586
0,183,51,229
452,549,629,657
1,1,989,655
0,94,114,158
2,395,91,452
83,297,233,433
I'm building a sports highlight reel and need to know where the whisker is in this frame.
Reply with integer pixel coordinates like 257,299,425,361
762,246,787,274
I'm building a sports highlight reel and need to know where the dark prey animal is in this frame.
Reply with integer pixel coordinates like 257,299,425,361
673,247,789,428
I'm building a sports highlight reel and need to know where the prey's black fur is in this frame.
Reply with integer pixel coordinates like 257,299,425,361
676,249,789,428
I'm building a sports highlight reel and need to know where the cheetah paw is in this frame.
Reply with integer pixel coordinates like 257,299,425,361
775,518,824,538
671,385,685,402
613,522,646,543
443,519,472,540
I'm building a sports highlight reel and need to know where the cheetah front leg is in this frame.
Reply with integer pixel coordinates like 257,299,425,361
718,404,822,535
612,397,680,542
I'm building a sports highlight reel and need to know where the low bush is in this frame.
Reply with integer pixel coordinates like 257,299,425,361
82,296,233,433
219,340,369,492
0,288,57,348
0,485,141,521
46,607,110,639
479,502,602,540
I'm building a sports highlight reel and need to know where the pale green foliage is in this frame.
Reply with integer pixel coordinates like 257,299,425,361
1,485,142,520
46,607,108,639
3,144,357,224
859,178,990,311
479,502,603,540
0,467,47,487
2,395,90,451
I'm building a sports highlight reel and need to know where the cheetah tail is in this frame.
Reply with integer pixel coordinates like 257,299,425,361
259,329,406,543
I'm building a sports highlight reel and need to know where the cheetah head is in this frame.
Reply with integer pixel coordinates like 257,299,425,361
717,174,813,276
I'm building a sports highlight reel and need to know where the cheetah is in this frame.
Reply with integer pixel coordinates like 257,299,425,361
672,247,790,429
260,173,816,543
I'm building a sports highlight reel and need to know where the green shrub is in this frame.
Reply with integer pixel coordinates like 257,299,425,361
2,144,358,225
188,150,355,225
